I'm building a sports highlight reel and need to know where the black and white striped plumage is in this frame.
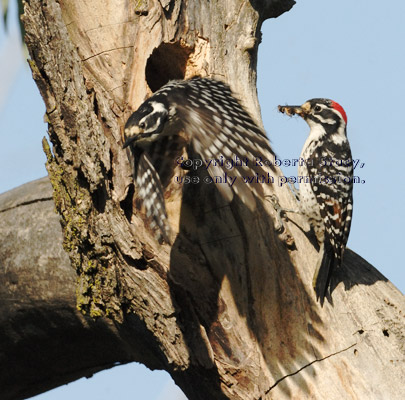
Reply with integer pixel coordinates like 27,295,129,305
123,77,275,242
279,99,353,304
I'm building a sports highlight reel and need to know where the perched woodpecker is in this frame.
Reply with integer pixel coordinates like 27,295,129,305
123,77,275,242
278,99,353,304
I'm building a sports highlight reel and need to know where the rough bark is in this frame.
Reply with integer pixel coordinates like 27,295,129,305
0,178,136,399
1,0,403,399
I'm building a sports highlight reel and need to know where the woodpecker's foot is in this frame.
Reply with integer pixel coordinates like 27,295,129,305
266,194,300,230
266,194,297,249
265,194,285,232
265,194,298,227
288,182,300,201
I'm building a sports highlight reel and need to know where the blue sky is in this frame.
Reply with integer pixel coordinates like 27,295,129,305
1,0,404,399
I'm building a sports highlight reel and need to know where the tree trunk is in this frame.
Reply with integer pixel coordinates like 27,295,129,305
1,0,403,398
0,178,135,400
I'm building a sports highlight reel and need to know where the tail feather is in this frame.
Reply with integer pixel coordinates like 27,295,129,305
313,246,335,306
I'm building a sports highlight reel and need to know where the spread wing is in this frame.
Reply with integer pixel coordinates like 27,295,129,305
174,78,275,211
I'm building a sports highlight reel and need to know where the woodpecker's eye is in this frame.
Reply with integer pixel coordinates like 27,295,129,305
139,122,146,129
314,105,322,112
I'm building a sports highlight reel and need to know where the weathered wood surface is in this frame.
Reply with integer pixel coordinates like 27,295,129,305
0,178,134,399
1,0,403,398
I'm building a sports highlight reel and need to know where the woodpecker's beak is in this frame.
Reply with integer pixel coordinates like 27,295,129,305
122,126,143,148
278,102,311,119
123,135,135,149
